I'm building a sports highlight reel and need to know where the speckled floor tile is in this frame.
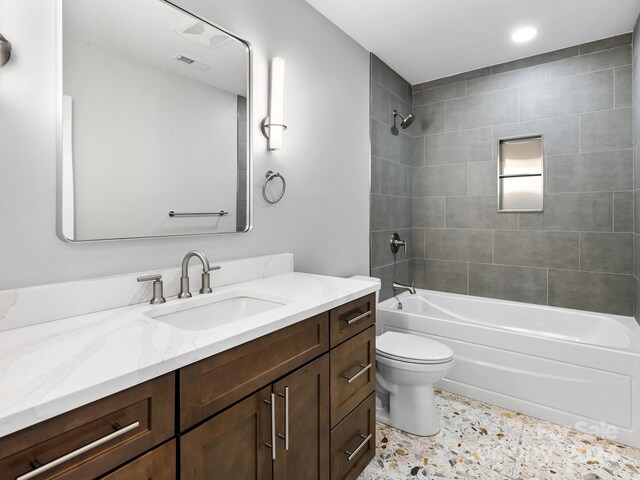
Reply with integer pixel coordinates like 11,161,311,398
512,416,640,479
358,390,640,480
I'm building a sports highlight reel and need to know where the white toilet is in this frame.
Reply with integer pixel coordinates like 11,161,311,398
375,331,454,436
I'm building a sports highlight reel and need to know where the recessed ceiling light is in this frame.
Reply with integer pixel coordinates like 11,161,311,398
512,27,538,43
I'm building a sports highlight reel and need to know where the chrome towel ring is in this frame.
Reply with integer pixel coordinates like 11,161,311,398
262,170,286,204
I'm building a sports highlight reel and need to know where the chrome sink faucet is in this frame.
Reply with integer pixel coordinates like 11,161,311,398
393,281,416,295
178,250,221,299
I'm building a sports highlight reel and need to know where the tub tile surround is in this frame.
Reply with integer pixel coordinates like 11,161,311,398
634,15,640,324
359,390,640,479
0,253,294,332
370,54,414,300
408,33,635,316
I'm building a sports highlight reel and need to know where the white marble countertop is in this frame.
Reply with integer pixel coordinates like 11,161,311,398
0,272,379,437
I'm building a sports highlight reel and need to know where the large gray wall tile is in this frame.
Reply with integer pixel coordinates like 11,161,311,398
548,269,634,316
446,196,518,229
546,150,633,193
413,82,466,106
545,46,631,80
412,228,425,258
379,159,412,196
579,232,633,274
493,230,579,269
425,127,493,165
398,133,414,167
371,54,410,103
371,156,381,194
580,108,632,152
446,89,519,130
414,164,467,197
373,259,411,302
579,33,632,55
492,46,579,75
412,136,425,167
635,278,640,325
518,193,613,232
493,116,579,156
469,263,548,304
614,191,633,232
371,194,412,231
371,119,398,162
424,229,493,263
467,65,545,96
413,67,492,90
468,162,497,196
635,188,640,235
413,197,445,228
615,66,632,108
371,229,412,269
414,102,446,136
520,70,613,120
372,81,412,127
412,259,468,294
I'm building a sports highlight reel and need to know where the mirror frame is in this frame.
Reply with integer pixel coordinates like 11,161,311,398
55,0,253,242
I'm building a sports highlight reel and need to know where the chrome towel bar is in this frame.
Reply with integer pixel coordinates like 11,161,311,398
169,210,229,217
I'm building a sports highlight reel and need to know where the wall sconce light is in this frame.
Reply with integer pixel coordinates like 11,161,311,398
261,57,287,150
0,34,12,67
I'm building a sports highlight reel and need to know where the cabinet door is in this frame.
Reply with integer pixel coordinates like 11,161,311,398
273,354,330,480
100,440,176,480
180,386,273,480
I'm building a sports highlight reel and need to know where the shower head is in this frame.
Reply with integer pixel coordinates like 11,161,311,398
393,110,415,129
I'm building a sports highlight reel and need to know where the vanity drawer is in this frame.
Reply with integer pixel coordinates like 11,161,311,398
329,294,376,347
100,440,176,480
0,373,174,480
330,393,376,480
330,326,376,427
180,312,329,430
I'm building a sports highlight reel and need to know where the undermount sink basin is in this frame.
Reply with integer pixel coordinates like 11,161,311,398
145,293,289,331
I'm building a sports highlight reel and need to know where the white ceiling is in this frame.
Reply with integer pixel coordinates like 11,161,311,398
304,0,640,85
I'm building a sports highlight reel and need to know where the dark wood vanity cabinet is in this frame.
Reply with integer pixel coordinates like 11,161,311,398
0,293,376,480
181,355,330,480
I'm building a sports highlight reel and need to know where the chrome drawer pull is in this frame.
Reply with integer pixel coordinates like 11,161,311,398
277,386,290,450
263,394,277,460
344,433,372,462
345,310,371,326
343,363,372,384
16,421,140,480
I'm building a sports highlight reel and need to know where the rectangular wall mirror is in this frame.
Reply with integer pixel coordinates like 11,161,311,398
498,135,543,212
57,0,252,242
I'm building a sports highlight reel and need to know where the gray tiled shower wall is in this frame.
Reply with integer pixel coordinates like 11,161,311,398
371,33,638,317
370,55,414,300
634,16,640,323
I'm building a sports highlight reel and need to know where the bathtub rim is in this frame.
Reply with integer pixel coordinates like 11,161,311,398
378,289,640,355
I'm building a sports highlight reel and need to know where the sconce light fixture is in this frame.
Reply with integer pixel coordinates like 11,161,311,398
0,34,12,67
261,57,287,150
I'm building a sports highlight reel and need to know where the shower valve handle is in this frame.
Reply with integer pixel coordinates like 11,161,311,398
390,233,407,254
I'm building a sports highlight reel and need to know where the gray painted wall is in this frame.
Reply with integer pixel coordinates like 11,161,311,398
634,19,640,323
369,55,414,301
409,35,634,316
0,0,370,290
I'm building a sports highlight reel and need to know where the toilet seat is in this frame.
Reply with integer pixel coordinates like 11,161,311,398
376,332,454,365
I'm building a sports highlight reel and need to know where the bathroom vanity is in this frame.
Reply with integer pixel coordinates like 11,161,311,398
0,256,378,480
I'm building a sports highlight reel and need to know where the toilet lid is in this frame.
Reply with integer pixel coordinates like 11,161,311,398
376,332,454,364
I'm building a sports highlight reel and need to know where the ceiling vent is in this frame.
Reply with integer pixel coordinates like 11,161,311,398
174,19,232,49
175,55,211,72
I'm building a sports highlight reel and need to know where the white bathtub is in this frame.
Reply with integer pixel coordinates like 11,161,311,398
377,290,640,448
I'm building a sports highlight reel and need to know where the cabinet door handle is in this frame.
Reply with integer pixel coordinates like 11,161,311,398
263,393,277,460
343,363,372,384
343,433,372,462
345,310,372,325
16,421,140,480
277,386,289,450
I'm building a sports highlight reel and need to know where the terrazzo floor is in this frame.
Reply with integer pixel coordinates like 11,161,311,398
358,390,640,479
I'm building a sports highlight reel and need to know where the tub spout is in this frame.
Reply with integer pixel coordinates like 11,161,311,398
393,281,416,295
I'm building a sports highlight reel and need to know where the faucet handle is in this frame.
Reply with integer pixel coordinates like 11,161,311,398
137,274,166,304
